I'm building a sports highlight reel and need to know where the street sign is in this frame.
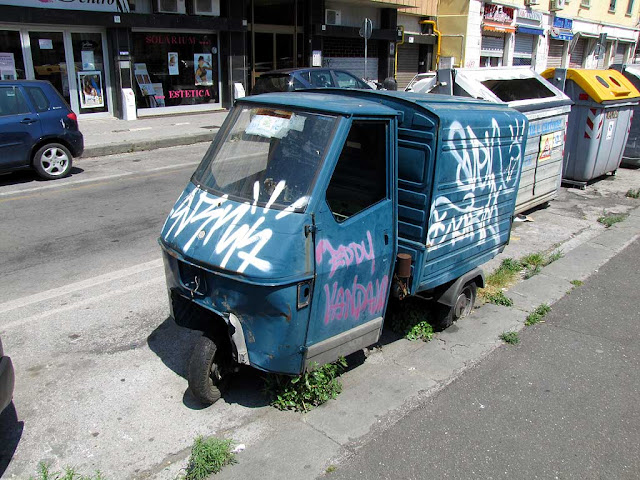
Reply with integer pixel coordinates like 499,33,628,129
359,18,373,80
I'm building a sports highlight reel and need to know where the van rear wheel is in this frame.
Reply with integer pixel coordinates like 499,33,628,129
188,334,226,405
432,282,477,330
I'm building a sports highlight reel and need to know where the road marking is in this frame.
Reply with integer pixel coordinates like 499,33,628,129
0,259,163,315
0,161,200,199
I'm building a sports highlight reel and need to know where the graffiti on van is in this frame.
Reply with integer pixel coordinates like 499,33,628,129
315,231,376,278
427,117,525,249
163,182,308,274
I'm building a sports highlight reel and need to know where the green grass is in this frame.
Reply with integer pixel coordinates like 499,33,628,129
570,279,584,287
29,464,105,480
626,188,640,199
598,212,628,228
500,331,520,345
265,357,347,412
182,436,237,480
525,304,551,326
484,290,514,307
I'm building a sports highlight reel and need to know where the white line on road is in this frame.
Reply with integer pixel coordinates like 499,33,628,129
0,161,200,197
0,259,163,315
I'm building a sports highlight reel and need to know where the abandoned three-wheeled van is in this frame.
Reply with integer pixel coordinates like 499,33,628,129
159,90,528,404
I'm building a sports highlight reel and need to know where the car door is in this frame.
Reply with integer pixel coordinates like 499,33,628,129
0,85,42,170
333,70,369,89
306,118,396,350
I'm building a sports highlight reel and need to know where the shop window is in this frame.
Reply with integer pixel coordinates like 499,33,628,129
0,87,30,116
72,33,108,115
25,86,50,112
0,30,26,79
131,32,220,110
481,78,556,101
326,121,387,222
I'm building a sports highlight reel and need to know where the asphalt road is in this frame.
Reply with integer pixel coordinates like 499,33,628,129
325,238,640,480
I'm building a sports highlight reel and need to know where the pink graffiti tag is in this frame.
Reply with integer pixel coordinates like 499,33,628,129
315,231,375,278
323,275,389,324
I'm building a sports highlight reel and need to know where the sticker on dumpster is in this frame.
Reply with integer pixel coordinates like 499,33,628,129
606,110,619,119
538,133,553,162
606,120,615,140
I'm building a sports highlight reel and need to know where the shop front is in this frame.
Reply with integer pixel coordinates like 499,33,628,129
548,17,573,69
130,31,221,116
0,25,112,118
480,4,515,68
514,9,544,68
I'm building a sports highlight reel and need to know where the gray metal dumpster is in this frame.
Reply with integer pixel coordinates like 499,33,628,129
434,67,571,214
611,64,640,167
543,68,640,186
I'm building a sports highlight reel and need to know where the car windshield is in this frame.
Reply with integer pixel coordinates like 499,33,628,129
252,75,295,94
193,105,338,211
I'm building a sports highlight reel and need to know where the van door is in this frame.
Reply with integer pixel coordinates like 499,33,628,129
0,85,42,170
305,119,396,366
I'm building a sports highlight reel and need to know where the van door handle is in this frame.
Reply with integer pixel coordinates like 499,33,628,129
20,118,38,125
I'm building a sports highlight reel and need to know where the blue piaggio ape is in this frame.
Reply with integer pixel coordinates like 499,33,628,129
159,90,528,404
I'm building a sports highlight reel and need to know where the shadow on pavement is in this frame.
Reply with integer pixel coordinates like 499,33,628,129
0,167,84,188
0,402,24,476
147,317,270,410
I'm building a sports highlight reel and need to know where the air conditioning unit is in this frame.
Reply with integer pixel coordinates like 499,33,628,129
325,9,342,26
193,0,220,16
156,0,186,14
550,0,566,10
524,0,540,5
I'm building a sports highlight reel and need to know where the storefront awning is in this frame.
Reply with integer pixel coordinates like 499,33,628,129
550,28,573,41
483,21,516,34
517,26,544,36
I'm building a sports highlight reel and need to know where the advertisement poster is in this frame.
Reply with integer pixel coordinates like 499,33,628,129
168,52,179,76
81,50,95,70
78,70,104,109
39,38,53,50
194,53,213,86
134,63,155,97
0,52,16,80
151,83,166,107
538,133,553,162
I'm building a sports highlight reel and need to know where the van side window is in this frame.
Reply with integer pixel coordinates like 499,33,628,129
25,86,50,112
0,86,30,116
326,121,387,222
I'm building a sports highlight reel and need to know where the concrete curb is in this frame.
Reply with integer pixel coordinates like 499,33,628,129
82,132,216,158
195,206,640,480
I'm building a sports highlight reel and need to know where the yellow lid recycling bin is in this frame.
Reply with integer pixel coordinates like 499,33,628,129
542,68,640,187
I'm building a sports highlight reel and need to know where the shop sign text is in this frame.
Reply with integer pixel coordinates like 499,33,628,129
145,35,211,47
0,0,131,12
168,89,212,99
483,4,514,24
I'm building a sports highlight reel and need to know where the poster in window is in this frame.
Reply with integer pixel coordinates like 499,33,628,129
81,50,95,70
168,52,179,76
78,70,104,109
151,83,166,108
0,52,16,80
133,63,155,97
194,53,213,86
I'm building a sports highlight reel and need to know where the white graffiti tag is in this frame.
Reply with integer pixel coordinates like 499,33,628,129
163,181,308,273
427,117,524,249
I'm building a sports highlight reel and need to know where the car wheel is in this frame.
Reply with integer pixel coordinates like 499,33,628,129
33,143,73,180
187,334,227,405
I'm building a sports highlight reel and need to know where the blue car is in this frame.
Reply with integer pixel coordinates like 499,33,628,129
251,68,372,95
0,335,14,414
0,80,84,180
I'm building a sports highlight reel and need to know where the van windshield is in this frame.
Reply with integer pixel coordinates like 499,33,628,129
193,105,338,211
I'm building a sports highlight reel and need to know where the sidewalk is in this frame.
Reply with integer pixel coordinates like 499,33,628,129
78,110,229,158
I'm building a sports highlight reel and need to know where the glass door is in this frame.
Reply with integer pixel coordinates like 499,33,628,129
28,31,70,106
71,32,108,114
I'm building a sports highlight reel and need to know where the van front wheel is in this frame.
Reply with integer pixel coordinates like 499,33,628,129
188,334,225,405
432,282,477,330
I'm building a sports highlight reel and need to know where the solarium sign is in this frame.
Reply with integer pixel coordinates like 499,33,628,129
0,0,131,12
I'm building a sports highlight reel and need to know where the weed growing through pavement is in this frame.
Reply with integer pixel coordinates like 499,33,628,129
182,436,236,480
484,291,514,307
326,465,337,474
387,297,436,341
405,320,435,342
500,331,520,345
626,188,640,199
570,279,583,287
597,211,628,228
265,357,347,412
525,304,551,326
29,463,105,480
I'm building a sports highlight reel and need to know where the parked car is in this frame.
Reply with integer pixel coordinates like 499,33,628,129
0,80,83,180
0,335,14,414
251,68,372,94
404,72,437,93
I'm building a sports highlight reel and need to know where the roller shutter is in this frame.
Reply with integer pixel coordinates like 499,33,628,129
569,37,587,68
396,43,419,90
481,34,505,57
547,39,564,68
614,43,627,64
514,34,534,66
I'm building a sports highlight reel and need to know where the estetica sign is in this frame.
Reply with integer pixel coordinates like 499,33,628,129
0,0,131,13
